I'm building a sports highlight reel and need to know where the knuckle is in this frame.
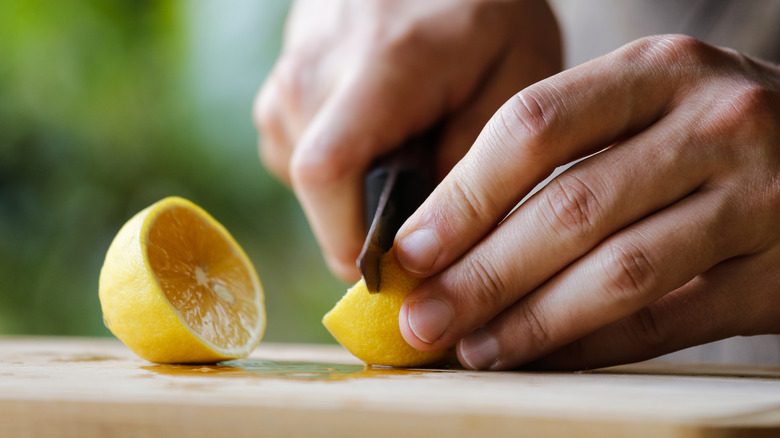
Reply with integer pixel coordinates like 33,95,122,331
601,240,658,305
539,174,601,236
697,83,780,184
251,91,267,130
478,89,556,172
254,92,292,183
253,84,281,133
658,33,708,59
617,34,708,70
383,23,425,52
505,86,557,141
369,18,431,65
448,177,494,224
736,85,779,117
468,0,511,32
487,83,564,165
460,255,507,308
272,54,308,110
720,85,780,134
519,305,554,352
622,307,668,350
289,139,353,189
707,85,780,252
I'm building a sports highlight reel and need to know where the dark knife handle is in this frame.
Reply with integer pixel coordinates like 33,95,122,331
363,131,437,253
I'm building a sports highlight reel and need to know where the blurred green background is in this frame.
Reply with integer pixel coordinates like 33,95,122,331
0,0,346,343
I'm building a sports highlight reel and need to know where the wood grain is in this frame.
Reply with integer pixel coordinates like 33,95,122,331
1,337,779,438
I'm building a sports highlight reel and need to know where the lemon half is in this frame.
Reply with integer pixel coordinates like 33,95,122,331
99,196,265,363
323,249,449,367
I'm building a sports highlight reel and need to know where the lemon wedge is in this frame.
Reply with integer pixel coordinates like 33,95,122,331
323,249,449,367
99,196,265,363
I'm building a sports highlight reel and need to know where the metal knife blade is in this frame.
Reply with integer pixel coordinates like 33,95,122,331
357,131,437,293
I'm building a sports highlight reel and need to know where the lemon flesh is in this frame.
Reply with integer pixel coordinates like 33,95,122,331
323,250,448,367
99,196,265,363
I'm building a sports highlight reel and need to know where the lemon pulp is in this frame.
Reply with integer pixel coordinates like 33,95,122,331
99,197,265,363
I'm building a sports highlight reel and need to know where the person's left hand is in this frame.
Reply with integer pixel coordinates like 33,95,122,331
393,34,780,370
253,0,561,282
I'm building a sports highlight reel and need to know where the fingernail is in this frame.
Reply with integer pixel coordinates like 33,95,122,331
459,328,499,370
408,299,452,344
397,228,439,275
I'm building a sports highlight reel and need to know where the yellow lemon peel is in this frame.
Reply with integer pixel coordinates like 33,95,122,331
99,196,265,363
323,249,448,367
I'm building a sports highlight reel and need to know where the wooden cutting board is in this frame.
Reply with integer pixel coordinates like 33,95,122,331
1,337,779,438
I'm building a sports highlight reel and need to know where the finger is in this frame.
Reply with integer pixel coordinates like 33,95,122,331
290,61,449,281
398,108,715,350
272,49,341,139
455,188,753,370
254,80,296,184
529,246,780,371
395,35,701,277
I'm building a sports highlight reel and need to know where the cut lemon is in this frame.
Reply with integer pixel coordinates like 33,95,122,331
322,249,449,367
99,196,265,363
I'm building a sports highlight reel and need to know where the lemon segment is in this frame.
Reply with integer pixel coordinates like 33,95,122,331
322,249,448,367
99,197,265,363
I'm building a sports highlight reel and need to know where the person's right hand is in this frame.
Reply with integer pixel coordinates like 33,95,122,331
254,0,562,281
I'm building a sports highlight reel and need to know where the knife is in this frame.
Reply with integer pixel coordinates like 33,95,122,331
357,131,437,293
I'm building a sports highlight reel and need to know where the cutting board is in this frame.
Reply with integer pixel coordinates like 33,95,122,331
2,337,780,438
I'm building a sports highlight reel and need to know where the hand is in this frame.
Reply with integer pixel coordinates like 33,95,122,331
254,0,561,281
395,34,780,370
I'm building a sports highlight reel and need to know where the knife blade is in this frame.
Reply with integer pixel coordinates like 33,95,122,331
357,131,437,293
